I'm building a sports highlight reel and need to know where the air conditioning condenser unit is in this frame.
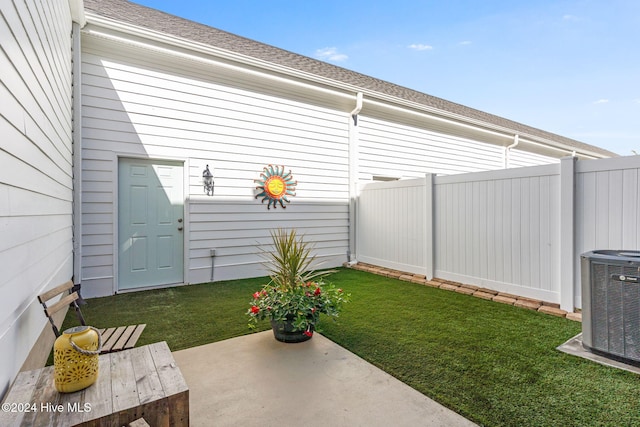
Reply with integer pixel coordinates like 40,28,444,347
581,250,640,366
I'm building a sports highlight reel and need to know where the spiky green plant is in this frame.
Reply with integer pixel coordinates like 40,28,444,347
260,228,333,290
247,228,349,333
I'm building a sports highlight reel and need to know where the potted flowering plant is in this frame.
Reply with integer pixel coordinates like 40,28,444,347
247,228,350,342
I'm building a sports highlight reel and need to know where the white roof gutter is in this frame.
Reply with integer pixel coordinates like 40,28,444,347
69,0,86,27
83,12,606,160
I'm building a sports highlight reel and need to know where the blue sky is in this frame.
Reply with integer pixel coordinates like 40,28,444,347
134,0,640,156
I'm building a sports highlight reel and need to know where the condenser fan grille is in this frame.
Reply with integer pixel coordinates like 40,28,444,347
591,263,640,360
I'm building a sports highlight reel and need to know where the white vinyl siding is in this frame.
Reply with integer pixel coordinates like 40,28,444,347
357,116,559,179
80,35,350,297
0,0,73,396
359,115,505,178
188,201,348,284
509,148,559,168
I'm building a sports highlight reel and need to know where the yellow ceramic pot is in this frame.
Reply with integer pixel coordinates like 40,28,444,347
53,326,101,393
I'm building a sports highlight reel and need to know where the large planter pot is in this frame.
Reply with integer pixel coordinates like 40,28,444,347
270,317,314,343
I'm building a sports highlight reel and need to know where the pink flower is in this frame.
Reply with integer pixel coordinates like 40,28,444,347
314,287,321,296
253,292,261,299
303,330,313,337
251,305,260,314
311,307,316,313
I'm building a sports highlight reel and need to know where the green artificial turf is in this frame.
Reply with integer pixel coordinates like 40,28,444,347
61,276,272,352
61,269,640,426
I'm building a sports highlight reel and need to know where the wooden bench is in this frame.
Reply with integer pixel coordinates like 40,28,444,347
38,280,146,354
0,342,189,426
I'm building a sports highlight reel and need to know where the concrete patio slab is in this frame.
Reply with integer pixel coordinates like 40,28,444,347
557,333,640,375
173,331,477,427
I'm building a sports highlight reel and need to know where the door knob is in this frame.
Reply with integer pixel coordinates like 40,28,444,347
178,218,183,223
178,226,183,231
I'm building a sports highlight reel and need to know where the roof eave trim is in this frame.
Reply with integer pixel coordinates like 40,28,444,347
84,12,608,159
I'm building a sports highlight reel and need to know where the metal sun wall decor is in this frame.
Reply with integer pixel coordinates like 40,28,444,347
254,164,297,209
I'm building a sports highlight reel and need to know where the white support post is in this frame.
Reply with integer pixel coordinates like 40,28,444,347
425,173,434,280
560,156,577,312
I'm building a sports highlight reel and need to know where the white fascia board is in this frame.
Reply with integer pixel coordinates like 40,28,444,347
83,13,353,100
363,97,514,143
516,137,595,159
362,98,599,159
365,97,602,159
83,12,607,160
84,27,345,102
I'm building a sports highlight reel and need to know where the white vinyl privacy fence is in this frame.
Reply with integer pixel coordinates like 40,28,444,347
356,156,640,311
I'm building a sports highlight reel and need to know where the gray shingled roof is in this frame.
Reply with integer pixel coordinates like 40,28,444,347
83,0,616,157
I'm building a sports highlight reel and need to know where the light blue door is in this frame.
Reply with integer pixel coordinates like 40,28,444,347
118,159,184,291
